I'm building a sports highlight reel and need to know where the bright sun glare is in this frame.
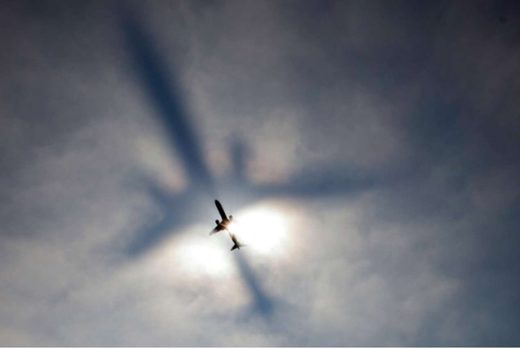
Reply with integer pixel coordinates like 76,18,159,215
174,236,233,277
231,203,289,256
164,202,291,280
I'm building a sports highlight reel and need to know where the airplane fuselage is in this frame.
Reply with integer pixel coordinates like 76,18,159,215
210,200,234,235
216,218,231,231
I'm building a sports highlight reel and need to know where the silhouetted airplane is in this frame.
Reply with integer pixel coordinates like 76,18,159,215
229,231,246,251
210,200,245,251
210,199,233,235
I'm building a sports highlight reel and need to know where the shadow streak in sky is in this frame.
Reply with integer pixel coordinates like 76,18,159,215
234,252,273,317
121,9,214,192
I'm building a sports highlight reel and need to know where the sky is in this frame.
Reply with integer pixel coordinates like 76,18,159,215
1,0,520,346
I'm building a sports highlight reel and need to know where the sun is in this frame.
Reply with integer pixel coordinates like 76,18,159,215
176,239,232,276
149,202,291,282
230,203,290,256
150,228,234,279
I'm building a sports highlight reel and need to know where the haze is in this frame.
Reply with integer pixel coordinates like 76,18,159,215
1,0,519,346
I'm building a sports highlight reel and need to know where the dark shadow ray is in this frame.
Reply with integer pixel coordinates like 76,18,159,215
125,212,176,257
120,8,213,191
230,135,250,185
234,252,274,317
118,6,216,255
122,173,214,257
224,134,385,200
253,171,377,198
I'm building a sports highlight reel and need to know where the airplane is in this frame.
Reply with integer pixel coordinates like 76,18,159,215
210,199,233,235
229,231,246,251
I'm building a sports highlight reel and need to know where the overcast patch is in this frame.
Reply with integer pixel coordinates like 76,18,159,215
1,0,520,345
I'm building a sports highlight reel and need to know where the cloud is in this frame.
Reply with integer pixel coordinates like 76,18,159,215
0,0,519,346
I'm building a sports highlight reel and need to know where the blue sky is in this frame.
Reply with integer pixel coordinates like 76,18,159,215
0,0,519,345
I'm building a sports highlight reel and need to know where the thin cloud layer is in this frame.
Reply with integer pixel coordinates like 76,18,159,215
0,0,519,346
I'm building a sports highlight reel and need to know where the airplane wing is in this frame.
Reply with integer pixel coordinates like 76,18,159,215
209,226,223,235
214,200,228,220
